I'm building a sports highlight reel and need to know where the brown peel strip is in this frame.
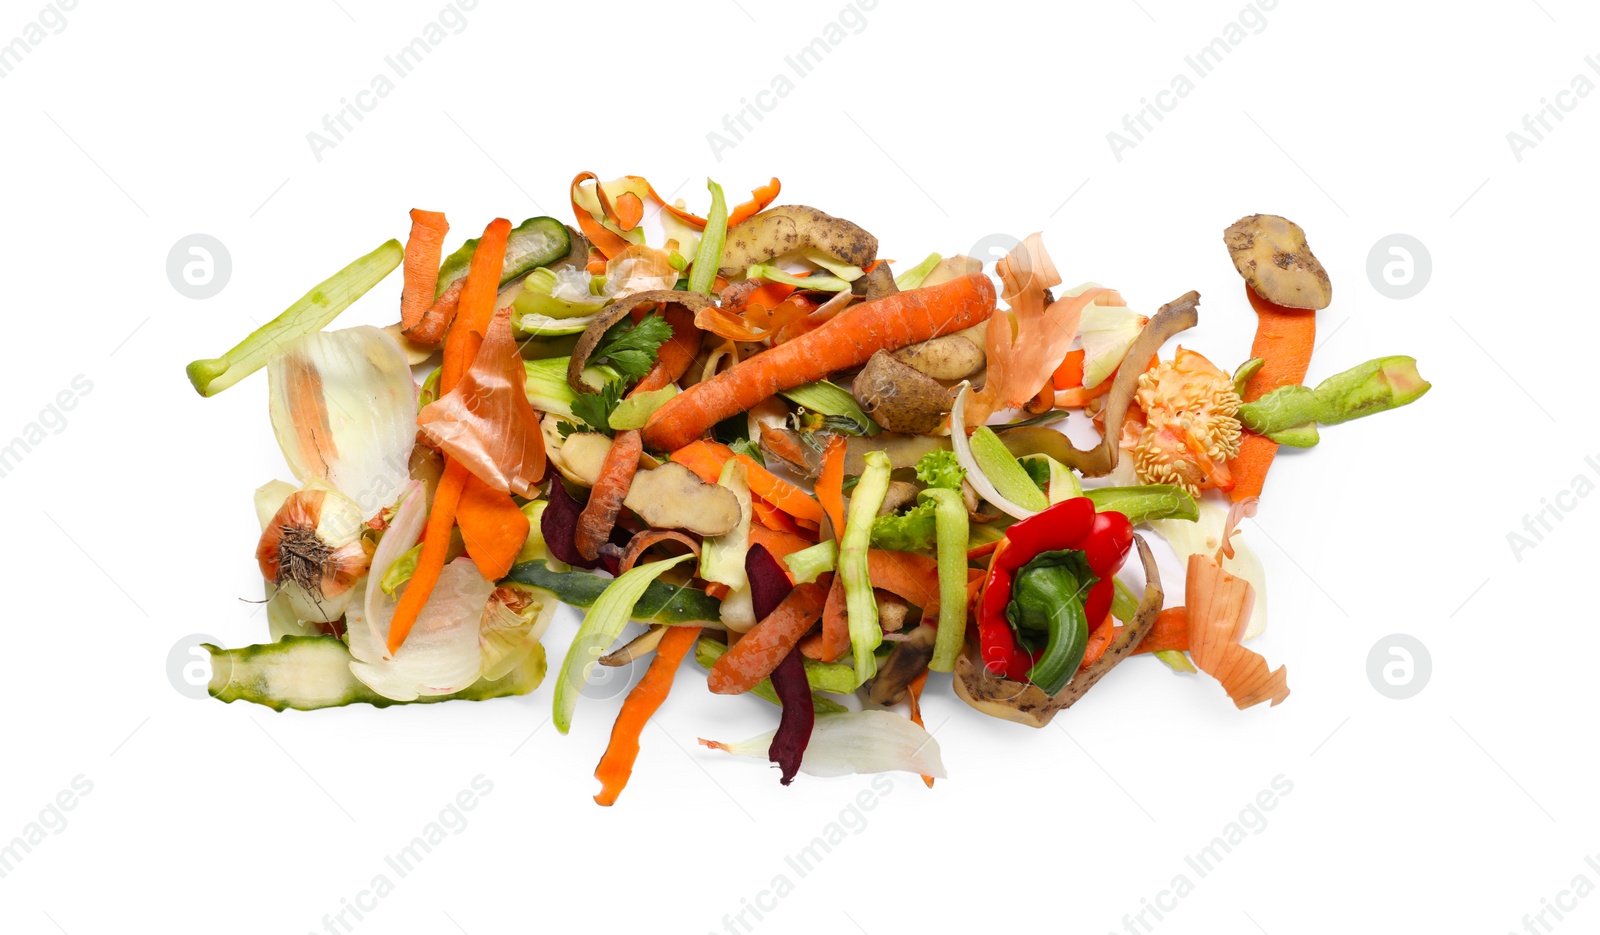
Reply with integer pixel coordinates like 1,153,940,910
617,529,701,576
599,626,666,667
567,290,715,394
952,535,1163,728
998,291,1199,477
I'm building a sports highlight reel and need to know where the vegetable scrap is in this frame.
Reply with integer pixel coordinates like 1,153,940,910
186,177,1429,802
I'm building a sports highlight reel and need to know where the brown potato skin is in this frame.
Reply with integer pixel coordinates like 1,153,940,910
893,334,986,381
852,350,952,435
1223,214,1332,310
717,205,878,276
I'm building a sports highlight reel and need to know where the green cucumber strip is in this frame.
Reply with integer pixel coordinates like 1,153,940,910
746,263,852,292
204,636,545,711
783,540,838,585
894,252,942,290
503,560,724,626
608,385,678,431
553,553,693,734
436,217,570,298
841,450,892,683
692,639,848,713
688,180,728,295
186,239,402,397
1085,485,1199,524
920,487,969,673
969,426,1050,514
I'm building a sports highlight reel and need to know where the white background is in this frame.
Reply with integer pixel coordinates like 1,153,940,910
0,1,1593,933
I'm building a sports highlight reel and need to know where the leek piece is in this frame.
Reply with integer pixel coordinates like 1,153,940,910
524,357,618,419
552,553,693,734
186,239,402,397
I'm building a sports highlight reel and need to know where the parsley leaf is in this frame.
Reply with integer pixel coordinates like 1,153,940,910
564,380,623,438
1021,456,1051,493
589,312,675,383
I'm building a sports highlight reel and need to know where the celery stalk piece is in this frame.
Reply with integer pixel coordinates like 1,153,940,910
1154,650,1197,673
783,540,838,584
186,239,403,397
688,179,728,295
894,252,942,290
920,488,969,673
523,357,618,419
553,553,693,734
841,450,892,684
1085,485,1199,524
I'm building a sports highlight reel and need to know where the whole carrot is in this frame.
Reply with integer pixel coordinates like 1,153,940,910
642,273,996,451
1230,285,1318,501
706,580,829,694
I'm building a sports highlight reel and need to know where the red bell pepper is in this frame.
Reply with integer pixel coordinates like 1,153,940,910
977,498,1133,684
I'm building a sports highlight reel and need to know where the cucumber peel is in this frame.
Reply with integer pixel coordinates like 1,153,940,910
503,560,724,626
436,217,570,298
204,636,546,711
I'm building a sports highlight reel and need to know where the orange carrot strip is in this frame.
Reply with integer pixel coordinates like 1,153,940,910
748,525,813,570
387,218,510,653
630,305,703,396
1052,348,1086,391
706,581,829,694
906,670,934,788
867,550,942,618
441,218,512,394
1079,613,1118,669
967,540,1000,561
1136,607,1191,655
405,276,464,347
643,274,996,451
1231,286,1317,502
455,476,529,580
670,440,824,525
574,430,643,562
593,624,701,806
388,459,468,654
644,177,781,230
571,172,632,260
1054,379,1113,409
728,178,782,226
750,496,794,533
400,209,449,331
821,573,849,663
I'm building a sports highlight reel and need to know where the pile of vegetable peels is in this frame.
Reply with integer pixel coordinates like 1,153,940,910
189,176,1430,803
